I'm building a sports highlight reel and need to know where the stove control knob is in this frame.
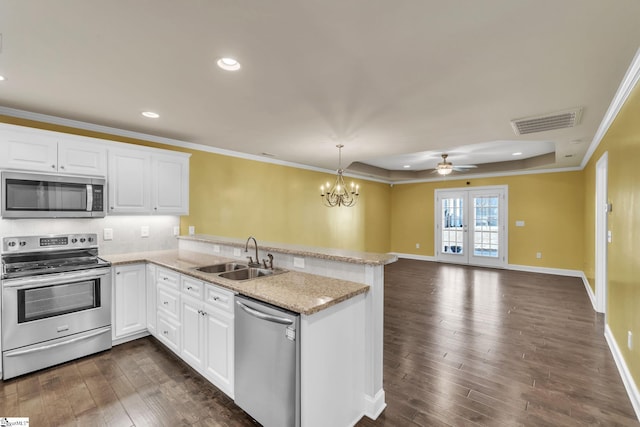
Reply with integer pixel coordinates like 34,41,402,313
8,241,16,247
87,237,94,242
80,238,86,243
19,241,26,246
71,238,78,243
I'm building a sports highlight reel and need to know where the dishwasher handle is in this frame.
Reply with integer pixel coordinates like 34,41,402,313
236,300,294,325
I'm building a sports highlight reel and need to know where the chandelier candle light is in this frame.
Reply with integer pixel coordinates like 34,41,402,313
320,144,360,207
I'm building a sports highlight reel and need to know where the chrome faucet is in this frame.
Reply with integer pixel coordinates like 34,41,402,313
245,236,261,267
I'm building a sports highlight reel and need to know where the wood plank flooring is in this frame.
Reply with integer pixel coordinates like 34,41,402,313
0,259,637,426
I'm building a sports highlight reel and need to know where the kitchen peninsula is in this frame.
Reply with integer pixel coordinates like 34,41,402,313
105,235,397,427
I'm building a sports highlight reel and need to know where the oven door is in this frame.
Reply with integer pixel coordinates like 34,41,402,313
2,267,112,351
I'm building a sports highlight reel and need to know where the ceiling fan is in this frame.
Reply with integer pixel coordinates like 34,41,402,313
434,154,477,176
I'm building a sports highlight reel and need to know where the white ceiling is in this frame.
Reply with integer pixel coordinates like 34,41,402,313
1,1,639,181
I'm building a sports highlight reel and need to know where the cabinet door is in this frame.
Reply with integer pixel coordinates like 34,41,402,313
108,147,152,214
146,264,157,336
114,264,147,338
203,306,234,397
57,140,107,176
152,154,189,215
0,128,58,172
181,295,204,369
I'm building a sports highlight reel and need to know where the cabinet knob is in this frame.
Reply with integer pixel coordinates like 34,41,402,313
116,272,120,275
60,165,65,169
187,286,193,290
163,331,168,335
51,164,56,169
163,301,168,305
154,207,158,210
213,296,219,301
110,206,114,210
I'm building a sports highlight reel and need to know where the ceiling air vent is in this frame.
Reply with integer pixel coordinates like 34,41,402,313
510,107,583,135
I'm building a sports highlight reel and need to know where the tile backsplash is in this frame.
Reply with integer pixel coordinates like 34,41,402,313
0,215,180,255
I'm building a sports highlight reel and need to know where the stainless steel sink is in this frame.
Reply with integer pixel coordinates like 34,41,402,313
196,262,247,274
218,267,287,281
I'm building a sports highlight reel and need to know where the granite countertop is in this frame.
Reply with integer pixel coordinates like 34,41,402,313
103,250,369,315
179,234,398,266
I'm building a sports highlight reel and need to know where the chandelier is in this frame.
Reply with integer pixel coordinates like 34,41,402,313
320,144,359,207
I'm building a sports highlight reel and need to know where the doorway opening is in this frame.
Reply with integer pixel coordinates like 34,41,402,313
435,186,508,268
595,152,608,315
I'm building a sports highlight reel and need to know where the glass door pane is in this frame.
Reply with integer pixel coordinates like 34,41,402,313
472,195,499,258
441,196,465,256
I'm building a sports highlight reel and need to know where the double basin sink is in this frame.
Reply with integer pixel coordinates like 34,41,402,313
194,262,287,281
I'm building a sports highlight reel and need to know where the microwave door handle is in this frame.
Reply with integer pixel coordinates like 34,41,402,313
86,184,93,211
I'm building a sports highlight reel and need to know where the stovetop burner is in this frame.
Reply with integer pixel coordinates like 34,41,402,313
1,233,111,279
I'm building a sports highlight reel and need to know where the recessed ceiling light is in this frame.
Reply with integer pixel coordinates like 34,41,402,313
217,57,241,71
403,165,411,168
142,111,160,119
0,75,6,81
512,152,523,156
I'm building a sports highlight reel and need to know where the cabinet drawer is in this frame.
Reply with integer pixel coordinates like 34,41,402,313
204,283,234,313
181,275,204,299
157,267,180,289
157,284,181,320
157,314,180,354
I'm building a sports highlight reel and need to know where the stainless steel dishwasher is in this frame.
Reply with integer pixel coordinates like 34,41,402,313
235,295,300,427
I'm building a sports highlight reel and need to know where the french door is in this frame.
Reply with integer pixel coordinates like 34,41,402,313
435,186,507,268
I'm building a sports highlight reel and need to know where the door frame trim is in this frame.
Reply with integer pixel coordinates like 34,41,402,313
434,185,508,268
595,152,608,315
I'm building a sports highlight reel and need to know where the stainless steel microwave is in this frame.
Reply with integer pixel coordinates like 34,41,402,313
1,171,106,218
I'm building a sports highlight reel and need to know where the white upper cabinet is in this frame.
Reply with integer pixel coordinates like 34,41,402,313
57,139,107,176
108,146,190,215
152,153,189,215
108,146,153,214
0,123,107,176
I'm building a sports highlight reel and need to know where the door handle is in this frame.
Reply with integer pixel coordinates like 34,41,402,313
236,301,293,325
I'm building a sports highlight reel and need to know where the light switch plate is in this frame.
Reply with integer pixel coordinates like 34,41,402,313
173,226,180,236
516,220,525,227
141,226,149,237
188,226,195,235
103,228,113,241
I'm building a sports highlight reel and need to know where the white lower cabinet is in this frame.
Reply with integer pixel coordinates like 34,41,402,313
113,263,147,340
180,281,235,398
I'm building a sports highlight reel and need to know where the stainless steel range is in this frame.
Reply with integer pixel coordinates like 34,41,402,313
1,233,112,379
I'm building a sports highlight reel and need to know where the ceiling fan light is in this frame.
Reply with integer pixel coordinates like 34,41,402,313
437,167,453,176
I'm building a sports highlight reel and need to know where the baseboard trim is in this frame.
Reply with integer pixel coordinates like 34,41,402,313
580,273,598,312
363,389,386,420
604,325,640,421
390,252,436,262
506,264,583,277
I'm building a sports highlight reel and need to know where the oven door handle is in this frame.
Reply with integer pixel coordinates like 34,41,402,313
2,268,111,289
4,326,111,357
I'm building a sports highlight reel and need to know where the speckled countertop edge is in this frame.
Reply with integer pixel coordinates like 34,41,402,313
178,235,398,266
103,250,369,315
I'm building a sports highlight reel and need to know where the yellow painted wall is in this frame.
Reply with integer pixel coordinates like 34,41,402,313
0,115,391,252
582,84,640,387
390,172,585,270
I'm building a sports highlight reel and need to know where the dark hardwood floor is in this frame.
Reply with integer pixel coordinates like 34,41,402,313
0,259,637,426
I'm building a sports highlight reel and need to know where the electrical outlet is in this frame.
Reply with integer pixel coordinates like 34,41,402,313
415,243,420,249
173,226,180,236
294,257,305,268
515,220,525,227
233,248,241,257
536,252,542,259
103,228,113,241
628,331,633,350
213,245,221,253
608,230,612,243
188,226,195,235
141,226,149,237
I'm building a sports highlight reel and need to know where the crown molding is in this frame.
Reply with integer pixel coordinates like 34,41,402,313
582,47,640,169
